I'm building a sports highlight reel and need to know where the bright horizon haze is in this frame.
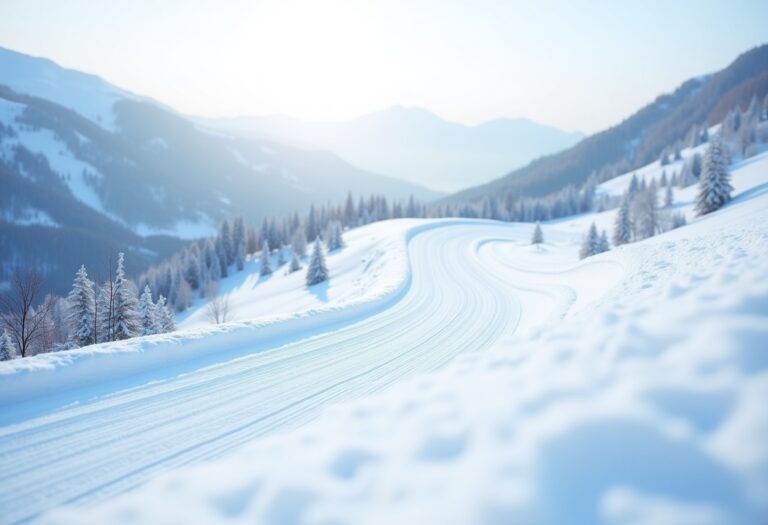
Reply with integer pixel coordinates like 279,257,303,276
1,0,767,134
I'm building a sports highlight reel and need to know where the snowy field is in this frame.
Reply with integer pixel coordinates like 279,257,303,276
1,152,767,524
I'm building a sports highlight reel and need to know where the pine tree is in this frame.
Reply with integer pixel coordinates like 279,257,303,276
216,235,228,278
343,192,357,227
260,240,272,276
664,184,674,207
66,265,96,347
0,330,16,361
597,230,610,253
627,174,639,197
233,216,246,260
154,295,174,333
112,253,140,340
695,135,733,216
277,244,287,266
305,205,318,241
326,221,344,251
184,251,201,290
579,223,599,259
691,153,703,178
306,237,329,286
138,285,157,336
762,93,768,121
97,281,114,342
291,227,307,258
289,252,302,273
612,194,632,246
204,239,222,281
235,243,246,272
219,220,234,266
531,222,543,245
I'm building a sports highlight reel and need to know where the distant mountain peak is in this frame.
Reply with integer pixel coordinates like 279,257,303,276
213,106,584,192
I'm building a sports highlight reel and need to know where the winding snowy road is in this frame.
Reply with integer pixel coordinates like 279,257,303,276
0,221,622,524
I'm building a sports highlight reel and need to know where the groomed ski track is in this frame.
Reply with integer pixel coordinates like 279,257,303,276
0,220,623,524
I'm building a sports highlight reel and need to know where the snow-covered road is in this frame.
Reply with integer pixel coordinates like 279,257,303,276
0,221,621,525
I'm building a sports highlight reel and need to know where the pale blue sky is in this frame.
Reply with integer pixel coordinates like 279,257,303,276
1,0,766,133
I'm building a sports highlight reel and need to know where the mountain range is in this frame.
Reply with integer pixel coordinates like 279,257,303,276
2,43,767,297
0,47,438,293
446,44,768,204
207,107,584,193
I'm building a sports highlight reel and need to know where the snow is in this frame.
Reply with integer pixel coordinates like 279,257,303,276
228,145,268,173
0,206,59,227
0,97,25,127
0,47,132,131
0,122,109,216
134,219,216,240
1,150,767,524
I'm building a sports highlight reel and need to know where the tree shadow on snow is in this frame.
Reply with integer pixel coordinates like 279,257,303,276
308,280,329,302
252,272,274,289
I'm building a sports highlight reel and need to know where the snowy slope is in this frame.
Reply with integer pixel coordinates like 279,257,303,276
1,153,767,524
0,46,137,130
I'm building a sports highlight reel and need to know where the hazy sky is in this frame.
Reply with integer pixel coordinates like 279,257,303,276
1,0,766,133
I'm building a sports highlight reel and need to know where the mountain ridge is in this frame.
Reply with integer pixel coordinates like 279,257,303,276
445,44,768,204
204,106,585,192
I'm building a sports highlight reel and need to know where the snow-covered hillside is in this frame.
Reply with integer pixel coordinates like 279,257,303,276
0,47,138,130
1,150,767,524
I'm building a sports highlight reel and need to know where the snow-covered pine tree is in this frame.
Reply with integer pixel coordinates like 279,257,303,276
260,240,272,276
157,295,176,333
233,216,246,260
664,184,674,207
627,174,639,197
236,242,246,272
659,170,668,186
204,239,222,281
659,149,670,166
138,285,157,336
597,230,610,253
343,192,357,227
678,162,696,188
306,237,329,286
632,181,659,240
277,244,286,266
612,194,632,246
97,279,115,342
695,135,733,216
531,222,543,245
671,212,687,229
184,251,201,290
691,152,703,178
326,221,344,251
153,295,170,333
112,252,141,340
219,220,234,266
216,235,229,278
579,223,599,259
289,252,301,273
0,330,16,361
291,227,307,258
66,265,96,347
305,205,319,241
762,93,768,121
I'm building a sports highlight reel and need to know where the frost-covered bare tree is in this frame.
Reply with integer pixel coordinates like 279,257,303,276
0,269,52,357
205,283,230,325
